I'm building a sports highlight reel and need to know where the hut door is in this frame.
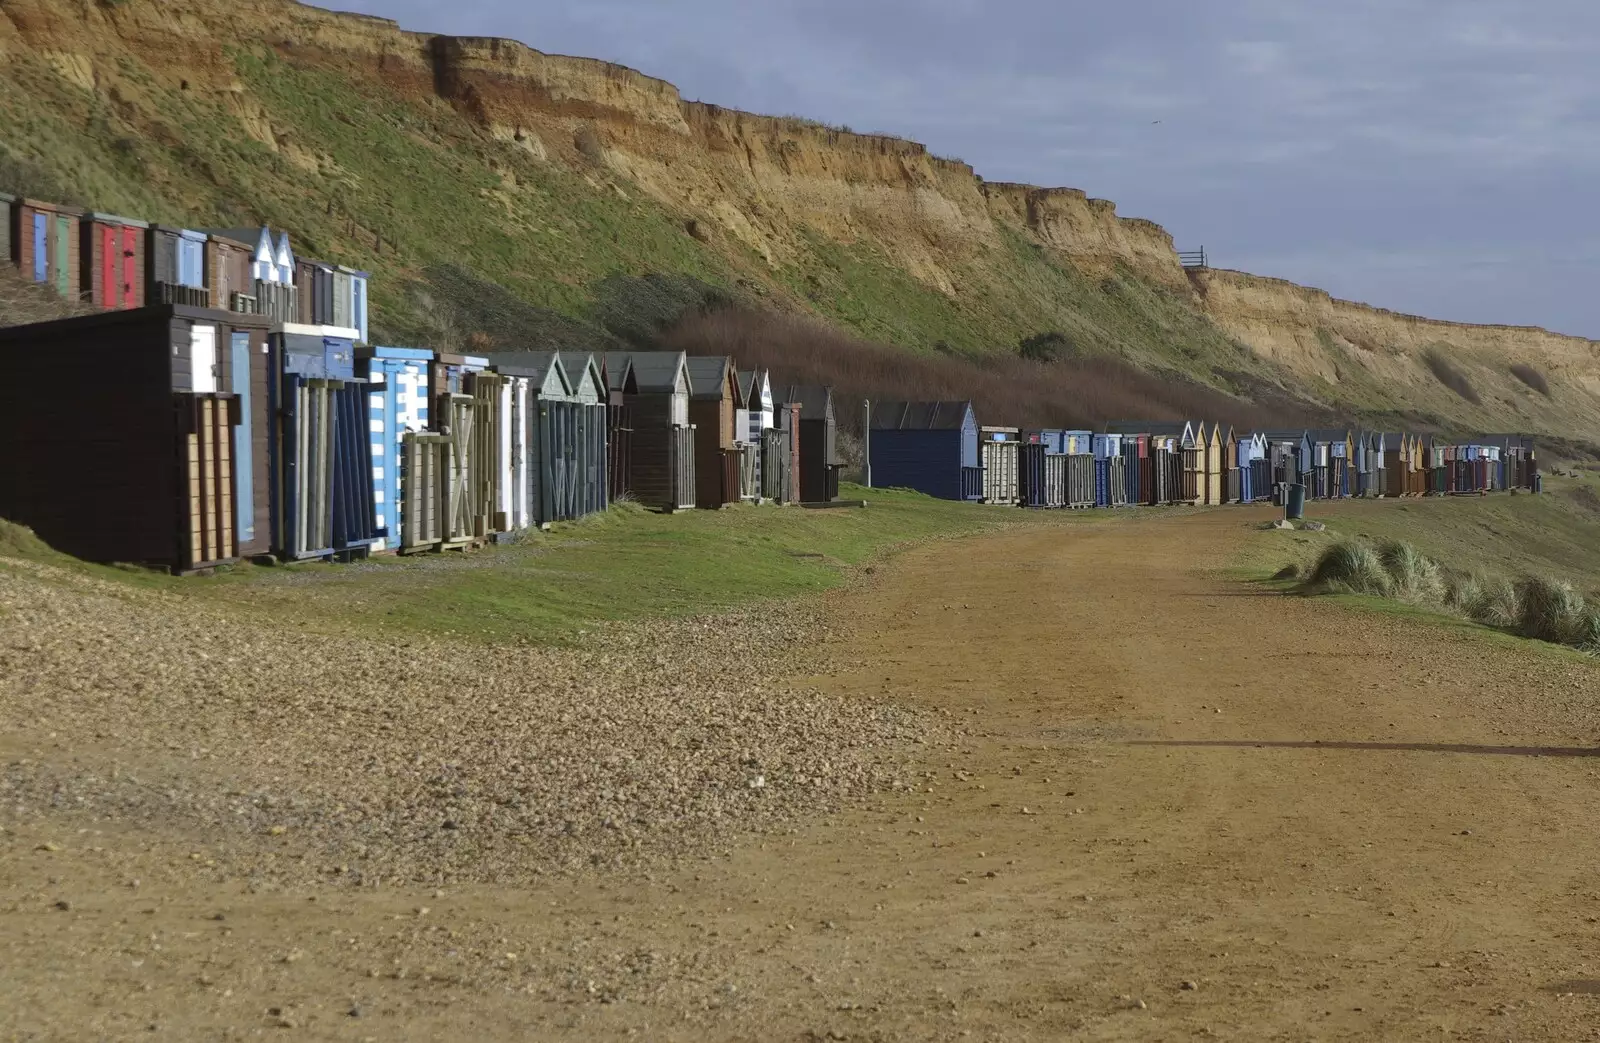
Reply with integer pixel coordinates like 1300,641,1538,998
189,325,219,393
31,214,47,283
121,227,139,307
230,332,255,546
101,226,117,308
53,215,71,297
179,393,237,570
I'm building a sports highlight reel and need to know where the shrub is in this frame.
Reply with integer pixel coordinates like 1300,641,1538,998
1273,563,1302,581
1466,575,1521,629
1018,331,1077,363
1575,610,1600,654
1509,363,1551,397
1376,541,1445,602
1304,541,1392,596
1443,569,1483,615
1422,348,1482,405
1515,576,1588,646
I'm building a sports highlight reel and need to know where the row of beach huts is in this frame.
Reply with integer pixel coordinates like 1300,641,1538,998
0,202,1540,573
870,411,1538,510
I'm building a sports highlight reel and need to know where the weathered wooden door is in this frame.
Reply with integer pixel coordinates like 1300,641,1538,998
179,393,237,570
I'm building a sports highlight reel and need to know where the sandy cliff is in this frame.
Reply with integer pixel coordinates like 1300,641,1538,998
3,0,1598,437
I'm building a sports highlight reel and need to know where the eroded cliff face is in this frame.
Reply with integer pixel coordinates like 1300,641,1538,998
3,0,1599,437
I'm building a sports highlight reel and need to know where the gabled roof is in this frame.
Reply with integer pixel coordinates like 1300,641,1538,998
483,351,570,393
1260,429,1310,443
86,212,149,229
556,351,607,398
777,384,833,417
615,351,688,395
685,355,741,403
600,352,636,394
869,400,974,431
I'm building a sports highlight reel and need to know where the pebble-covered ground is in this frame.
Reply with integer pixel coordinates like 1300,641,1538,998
0,556,942,887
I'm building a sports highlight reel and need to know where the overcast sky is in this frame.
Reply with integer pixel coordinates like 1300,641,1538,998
331,0,1600,337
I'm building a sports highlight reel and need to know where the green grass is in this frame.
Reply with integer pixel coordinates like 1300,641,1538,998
0,486,1045,645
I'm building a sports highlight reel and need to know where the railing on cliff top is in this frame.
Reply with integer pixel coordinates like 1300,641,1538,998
1178,248,1208,270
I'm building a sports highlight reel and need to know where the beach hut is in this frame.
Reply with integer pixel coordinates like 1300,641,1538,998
1204,423,1226,505
1019,432,1065,509
686,355,745,509
12,198,84,300
980,426,1021,506
356,346,434,553
1107,422,1185,505
0,305,274,571
293,258,337,326
779,385,842,504
1092,433,1128,507
554,351,610,521
201,231,257,314
768,403,802,503
143,225,209,307
611,351,695,512
329,266,370,342
79,212,147,310
1235,432,1268,502
740,368,774,502
1379,432,1409,498
868,401,980,501
267,323,379,562
601,353,635,502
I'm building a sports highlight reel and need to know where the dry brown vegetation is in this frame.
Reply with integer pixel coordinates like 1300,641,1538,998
1510,362,1552,397
0,267,94,329
660,306,1316,437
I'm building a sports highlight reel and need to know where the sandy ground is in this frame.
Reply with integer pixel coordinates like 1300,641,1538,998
5,505,1600,1041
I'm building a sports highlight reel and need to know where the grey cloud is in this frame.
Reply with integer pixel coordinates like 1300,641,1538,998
330,0,1600,336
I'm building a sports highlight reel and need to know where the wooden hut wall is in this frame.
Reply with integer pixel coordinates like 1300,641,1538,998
1205,426,1225,505
627,394,695,512
267,326,366,561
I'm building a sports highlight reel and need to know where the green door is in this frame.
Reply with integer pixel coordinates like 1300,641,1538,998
53,215,71,298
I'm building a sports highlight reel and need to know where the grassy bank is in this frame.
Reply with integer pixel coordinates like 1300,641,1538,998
1238,476,1600,591
0,485,1050,644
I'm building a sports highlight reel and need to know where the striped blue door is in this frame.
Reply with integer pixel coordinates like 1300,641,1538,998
230,332,255,545
31,214,47,283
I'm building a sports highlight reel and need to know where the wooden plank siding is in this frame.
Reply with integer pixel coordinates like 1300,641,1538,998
14,199,85,299
205,234,256,313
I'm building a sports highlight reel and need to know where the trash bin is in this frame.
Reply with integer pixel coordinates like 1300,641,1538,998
1286,483,1307,520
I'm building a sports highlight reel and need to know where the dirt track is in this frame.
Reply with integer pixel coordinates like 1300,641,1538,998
6,506,1600,1041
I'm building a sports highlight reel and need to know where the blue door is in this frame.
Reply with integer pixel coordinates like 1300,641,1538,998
230,332,255,546
32,214,47,283
351,276,368,343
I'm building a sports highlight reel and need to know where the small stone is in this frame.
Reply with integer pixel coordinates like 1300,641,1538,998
36,842,61,852
281,949,304,964
267,826,287,837
956,877,970,885
1135,999,1148,1010
1180,980,1197,991
348,1005,363,1018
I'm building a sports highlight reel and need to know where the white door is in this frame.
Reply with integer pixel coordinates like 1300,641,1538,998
189,324,218,393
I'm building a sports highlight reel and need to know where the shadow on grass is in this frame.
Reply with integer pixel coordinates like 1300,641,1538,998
1130,739,1600,758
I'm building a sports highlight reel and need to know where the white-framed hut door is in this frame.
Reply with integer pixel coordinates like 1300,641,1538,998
511,380,530,529
189,324,218,393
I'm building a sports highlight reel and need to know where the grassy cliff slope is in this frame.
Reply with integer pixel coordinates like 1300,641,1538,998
2,0,1598,440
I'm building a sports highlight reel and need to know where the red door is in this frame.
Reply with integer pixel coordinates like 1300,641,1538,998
101,226,116,308
121,227,138,308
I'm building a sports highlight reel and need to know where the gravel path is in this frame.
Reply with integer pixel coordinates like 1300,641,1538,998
0,556,942,886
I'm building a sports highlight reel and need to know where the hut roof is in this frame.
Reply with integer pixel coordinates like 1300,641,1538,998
685,355,739,402
613,351,688,394
869,400,973,430
483,350,565,385
600,352,635,392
